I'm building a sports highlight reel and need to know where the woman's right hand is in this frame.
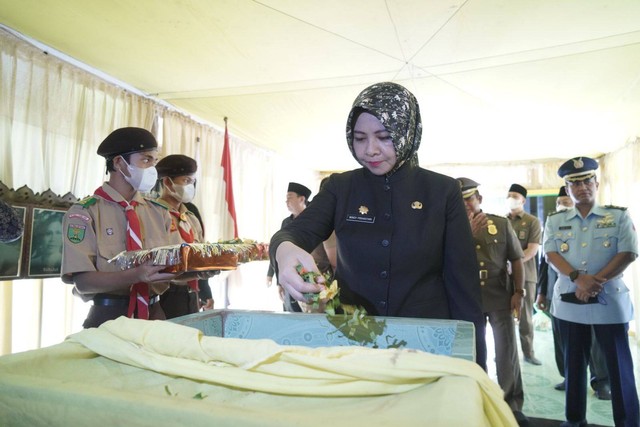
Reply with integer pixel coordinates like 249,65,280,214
275,241,324,302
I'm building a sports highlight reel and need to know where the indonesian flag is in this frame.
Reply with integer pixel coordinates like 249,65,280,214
222,118,238,238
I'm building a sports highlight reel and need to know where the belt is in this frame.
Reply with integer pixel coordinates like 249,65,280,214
92,294,160,307
479,268,503,280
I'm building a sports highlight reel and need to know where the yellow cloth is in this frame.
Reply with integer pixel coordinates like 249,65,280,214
0,317,517,426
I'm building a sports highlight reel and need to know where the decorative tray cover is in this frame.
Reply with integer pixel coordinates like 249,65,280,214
109,240,268,273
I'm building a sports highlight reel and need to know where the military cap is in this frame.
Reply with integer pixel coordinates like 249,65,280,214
557,156,598,182
97,127,158,159
558,186,568,197
508,183,527,198
288,182,312,200
457,177,480,199
156,154,197,178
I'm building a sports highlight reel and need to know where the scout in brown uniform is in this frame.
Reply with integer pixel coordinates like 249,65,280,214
507,183,543,365
459,177,529,426
61,127,183,328
155,154,209,318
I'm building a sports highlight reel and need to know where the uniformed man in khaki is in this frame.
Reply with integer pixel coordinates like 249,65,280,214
507,183,543,365
155,154,210,318
61,127,182,328
459,177,529,426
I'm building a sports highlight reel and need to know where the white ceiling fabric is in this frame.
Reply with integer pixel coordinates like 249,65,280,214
2,0,640,172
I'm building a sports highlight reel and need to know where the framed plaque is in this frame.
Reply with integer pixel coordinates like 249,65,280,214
28,208,65,278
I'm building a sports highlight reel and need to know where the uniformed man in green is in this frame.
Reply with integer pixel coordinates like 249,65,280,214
61,127,182,328
459,177,529,426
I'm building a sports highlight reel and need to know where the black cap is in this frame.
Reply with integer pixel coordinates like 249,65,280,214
558,186,568,197
156,154,197,178
557,156,598,182
509,183,527,198
287,182,311,200
97,127,158,159
457,177,480,199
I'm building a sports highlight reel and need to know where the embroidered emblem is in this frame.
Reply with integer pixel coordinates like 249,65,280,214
359,206,369,215
573,158,584,168
596,214,616,229
68,213,91,221
67,224,86,243
106,228,114,236
518,230,526,240
411,201,423,210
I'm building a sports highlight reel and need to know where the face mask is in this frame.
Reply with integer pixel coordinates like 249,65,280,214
556,204,570,212
119,157,158,192
168,179,196,204
506,197,523,211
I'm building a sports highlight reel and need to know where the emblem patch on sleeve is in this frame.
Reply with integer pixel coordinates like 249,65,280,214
67,224,86,243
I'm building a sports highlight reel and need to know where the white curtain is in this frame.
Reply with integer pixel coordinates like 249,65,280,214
0,28,315,355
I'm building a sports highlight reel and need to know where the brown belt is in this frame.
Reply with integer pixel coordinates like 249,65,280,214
92,294,160,307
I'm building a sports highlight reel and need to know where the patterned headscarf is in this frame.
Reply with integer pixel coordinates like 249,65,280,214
346,82,422,176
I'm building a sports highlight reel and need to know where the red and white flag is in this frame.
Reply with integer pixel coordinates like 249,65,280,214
221,117,238,238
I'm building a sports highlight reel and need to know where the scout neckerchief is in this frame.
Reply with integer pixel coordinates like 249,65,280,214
94,187,150,319
169,209,199,292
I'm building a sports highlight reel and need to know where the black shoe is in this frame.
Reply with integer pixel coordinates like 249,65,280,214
554,381,566,391
560,421,587,427
524,356,542,365
595,384,612,400
512,410,530,426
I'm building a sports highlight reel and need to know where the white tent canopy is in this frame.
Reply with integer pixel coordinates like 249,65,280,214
2,0,640,172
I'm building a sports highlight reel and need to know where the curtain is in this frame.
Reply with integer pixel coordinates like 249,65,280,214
0,28,315,355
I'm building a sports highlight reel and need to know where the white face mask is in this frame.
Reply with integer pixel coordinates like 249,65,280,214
556,204,570,212
168,179,196,204
506,197,523,211
119,157,158,193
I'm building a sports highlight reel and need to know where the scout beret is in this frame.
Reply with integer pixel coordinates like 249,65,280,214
509,183,527,199
97,127,158,159
558,186,568,197
456,177,480,199
557,156,598,182
156,154,197,178
288,182,312,200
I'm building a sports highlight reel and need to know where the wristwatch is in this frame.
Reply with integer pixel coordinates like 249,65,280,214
514,288,526,297
569,270,580,282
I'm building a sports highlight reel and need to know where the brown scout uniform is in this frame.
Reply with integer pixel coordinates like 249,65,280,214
62,182,181,327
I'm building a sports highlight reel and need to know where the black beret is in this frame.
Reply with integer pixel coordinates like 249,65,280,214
287,182,312,200
557,156,598,182
97,127,158,159
558,186,568,197
509,183,527,199
156,154,197,178
456,177,480,199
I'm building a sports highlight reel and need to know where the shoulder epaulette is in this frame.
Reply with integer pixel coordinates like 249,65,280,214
604,205,627,211
76,196,97,208
147,198,170,210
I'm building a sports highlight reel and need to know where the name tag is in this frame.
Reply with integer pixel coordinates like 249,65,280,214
346,214,375,224
559,226,571,230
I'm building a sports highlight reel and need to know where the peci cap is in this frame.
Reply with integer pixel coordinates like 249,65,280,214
156,154,197,178
97,127,158,159
508,183,527,199
288,182,312,200
457,177,480,199
558,186,568,197
557,156,598,182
